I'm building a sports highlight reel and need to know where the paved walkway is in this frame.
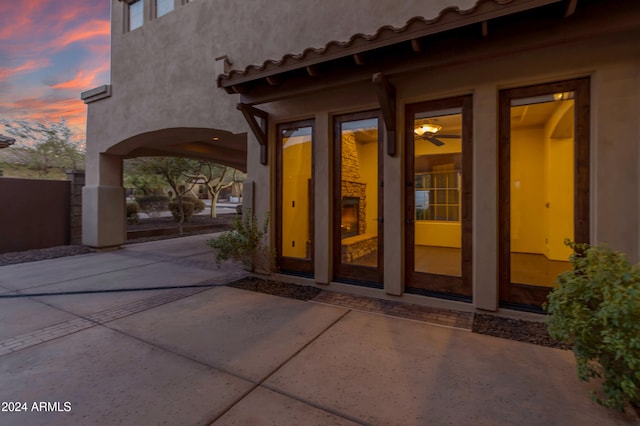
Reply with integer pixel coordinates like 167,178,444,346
0,234,637,425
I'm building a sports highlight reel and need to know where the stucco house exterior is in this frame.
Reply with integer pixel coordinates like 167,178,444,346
82,0,640,313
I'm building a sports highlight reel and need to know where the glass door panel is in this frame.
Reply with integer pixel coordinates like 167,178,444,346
413,109,462,277
499,78,590,309
333,112,383,285
405,96,472,298
278,120,314,274
509,93,575,287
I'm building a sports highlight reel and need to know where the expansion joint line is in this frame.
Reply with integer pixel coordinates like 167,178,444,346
205,310,366,426
0,285,223,357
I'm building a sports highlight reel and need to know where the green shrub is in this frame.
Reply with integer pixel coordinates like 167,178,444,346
546,240,640,411
135,195,169,218
180,195,205,214
207,210,274,273
168,200,195,222
126,201,140,224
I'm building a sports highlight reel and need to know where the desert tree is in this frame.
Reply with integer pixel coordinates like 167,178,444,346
128,157,201,233
0,118,84,176
184,162,245,218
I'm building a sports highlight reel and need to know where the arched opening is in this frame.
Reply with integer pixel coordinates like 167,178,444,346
108,127,247,172
83,127,247,248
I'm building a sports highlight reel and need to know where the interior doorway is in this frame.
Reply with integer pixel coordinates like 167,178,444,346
499,78,590,309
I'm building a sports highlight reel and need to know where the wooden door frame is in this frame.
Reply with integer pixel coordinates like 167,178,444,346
276,118,315,276
404,95,473,299
498,77,590,308
333,110,384,286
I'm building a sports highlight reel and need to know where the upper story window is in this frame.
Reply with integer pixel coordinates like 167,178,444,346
157,0,174,17
128,0,143,31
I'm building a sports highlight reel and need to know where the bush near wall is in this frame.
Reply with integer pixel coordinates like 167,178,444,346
135,195,169,217
546,240,640,412
181,195,205,213
126,201,140,224
168,196,204,223
168,201,195,222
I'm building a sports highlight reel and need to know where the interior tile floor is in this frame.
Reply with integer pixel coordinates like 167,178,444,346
347,246,570,288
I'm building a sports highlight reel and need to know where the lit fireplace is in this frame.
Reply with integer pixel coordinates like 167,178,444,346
341,197,359,239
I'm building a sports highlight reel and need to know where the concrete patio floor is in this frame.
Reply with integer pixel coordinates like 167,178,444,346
0,234,638,425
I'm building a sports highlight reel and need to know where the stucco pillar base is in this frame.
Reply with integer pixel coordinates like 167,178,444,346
82,185,126,248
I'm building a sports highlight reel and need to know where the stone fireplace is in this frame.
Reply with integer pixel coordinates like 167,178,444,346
339,131,377,263
341,197,360,238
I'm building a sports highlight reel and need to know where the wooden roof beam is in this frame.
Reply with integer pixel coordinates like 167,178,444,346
411,38,422,52
266,75,282,85
353,53,367,65
306,65,320,76
482,21,489,37
565,0,578,17
231,84,248,94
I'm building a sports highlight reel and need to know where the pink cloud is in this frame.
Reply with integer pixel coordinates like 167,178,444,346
48,19,110,51
50,60,110,91
0,0,45,40
1,1,110,57
0,97,87,139
0,0,110,140
0,59,50,81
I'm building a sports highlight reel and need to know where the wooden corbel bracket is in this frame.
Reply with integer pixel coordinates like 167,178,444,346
237,103,269,165
372,72,397,156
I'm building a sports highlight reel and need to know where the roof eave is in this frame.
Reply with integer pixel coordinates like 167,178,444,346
217,0,563,89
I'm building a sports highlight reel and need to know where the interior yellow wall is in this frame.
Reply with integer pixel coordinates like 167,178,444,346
544,101,575,261
510,100,575,260
414,136,462,248
282,136,312,258
510,128,546,254
415,138,461,156
415,222,461,247
356,139,379,236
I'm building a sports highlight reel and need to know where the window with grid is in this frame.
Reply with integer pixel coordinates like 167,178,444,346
415,162,461,222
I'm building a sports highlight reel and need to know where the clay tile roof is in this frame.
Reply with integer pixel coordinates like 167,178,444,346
0,134,16,149
217,0,561,88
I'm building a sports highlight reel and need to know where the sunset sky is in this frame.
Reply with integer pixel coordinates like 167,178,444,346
0,0,110,141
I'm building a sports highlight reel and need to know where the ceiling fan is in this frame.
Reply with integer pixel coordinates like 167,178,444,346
414,123,460,147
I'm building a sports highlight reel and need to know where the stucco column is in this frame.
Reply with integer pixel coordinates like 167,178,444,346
593,63,640,261
473,85,498,311
384,128,404,296
66,170,85,245
314,112,331,284
82,153,126,248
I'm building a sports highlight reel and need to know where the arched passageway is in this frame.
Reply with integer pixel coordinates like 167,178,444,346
83,127,247,248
